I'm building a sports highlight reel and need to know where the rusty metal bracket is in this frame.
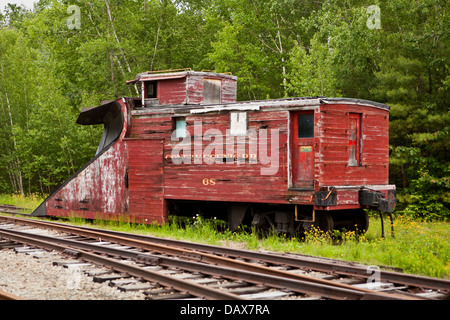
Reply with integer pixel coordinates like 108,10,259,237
315,188,337,206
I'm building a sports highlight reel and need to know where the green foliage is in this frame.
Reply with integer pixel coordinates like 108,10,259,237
397,167,450,221
287,35,341,97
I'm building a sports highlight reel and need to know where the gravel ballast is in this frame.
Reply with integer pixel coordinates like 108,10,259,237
0,249,146,300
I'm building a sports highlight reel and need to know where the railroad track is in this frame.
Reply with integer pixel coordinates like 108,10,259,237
0,204,30,214
0,214,448,301
0,289,21,300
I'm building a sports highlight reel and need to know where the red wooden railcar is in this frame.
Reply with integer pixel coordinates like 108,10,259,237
33,70,396,234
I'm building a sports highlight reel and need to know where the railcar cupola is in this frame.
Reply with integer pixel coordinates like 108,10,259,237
126,69,238,107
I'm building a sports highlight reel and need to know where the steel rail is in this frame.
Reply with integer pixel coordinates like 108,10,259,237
45,218,450,293
0,227,407,300
0,228,243,300
82,229,450,293
4,215,447,293
0,205,30,215
0,216,405,298
0,289,21,300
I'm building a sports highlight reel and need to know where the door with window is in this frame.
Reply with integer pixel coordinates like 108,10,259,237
291,111,315,189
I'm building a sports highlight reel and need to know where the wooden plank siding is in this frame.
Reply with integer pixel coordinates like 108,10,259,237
317,104,390,188
143,72,238,106
162,111,290,204
45,140,129,221
127,138,167,224
186,75,237,104
157,78,187,105
316,103,390,208
130,116,173,139
127,101,390,212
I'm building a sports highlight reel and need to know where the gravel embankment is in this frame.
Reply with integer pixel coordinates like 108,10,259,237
0,249,146,300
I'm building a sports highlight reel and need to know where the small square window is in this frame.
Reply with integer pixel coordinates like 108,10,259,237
230,112,247,136
203,79,221,104
298,114,314,138
175,117,187,138
146,81,157,99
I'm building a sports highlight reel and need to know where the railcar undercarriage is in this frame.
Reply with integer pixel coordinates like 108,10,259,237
167,200,394,237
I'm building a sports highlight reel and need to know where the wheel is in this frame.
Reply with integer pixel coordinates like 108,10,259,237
312,211,334,232
332,209,369,234
352,209,369,234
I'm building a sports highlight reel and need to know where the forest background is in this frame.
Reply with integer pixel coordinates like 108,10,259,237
0,0,448,220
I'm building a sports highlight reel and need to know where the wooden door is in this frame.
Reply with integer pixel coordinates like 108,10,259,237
127,139,166,224
292,111,315,189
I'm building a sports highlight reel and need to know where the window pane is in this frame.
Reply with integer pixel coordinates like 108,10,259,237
298,114,314,138
175,118,186,138
146,82,157,98
230,112,247,136
203,79,221,104
348,113,361,166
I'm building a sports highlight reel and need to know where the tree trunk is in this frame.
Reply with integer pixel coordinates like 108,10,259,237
5,92,24,196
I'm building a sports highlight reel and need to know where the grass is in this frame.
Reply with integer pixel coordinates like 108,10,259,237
1,194,448,279
72,213,450,279
0,193,45,212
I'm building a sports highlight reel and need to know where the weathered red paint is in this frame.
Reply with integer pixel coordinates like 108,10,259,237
33,71,395,228
291,111,315,189
127,138,166,224
44,100,130,222
137,70,237,106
